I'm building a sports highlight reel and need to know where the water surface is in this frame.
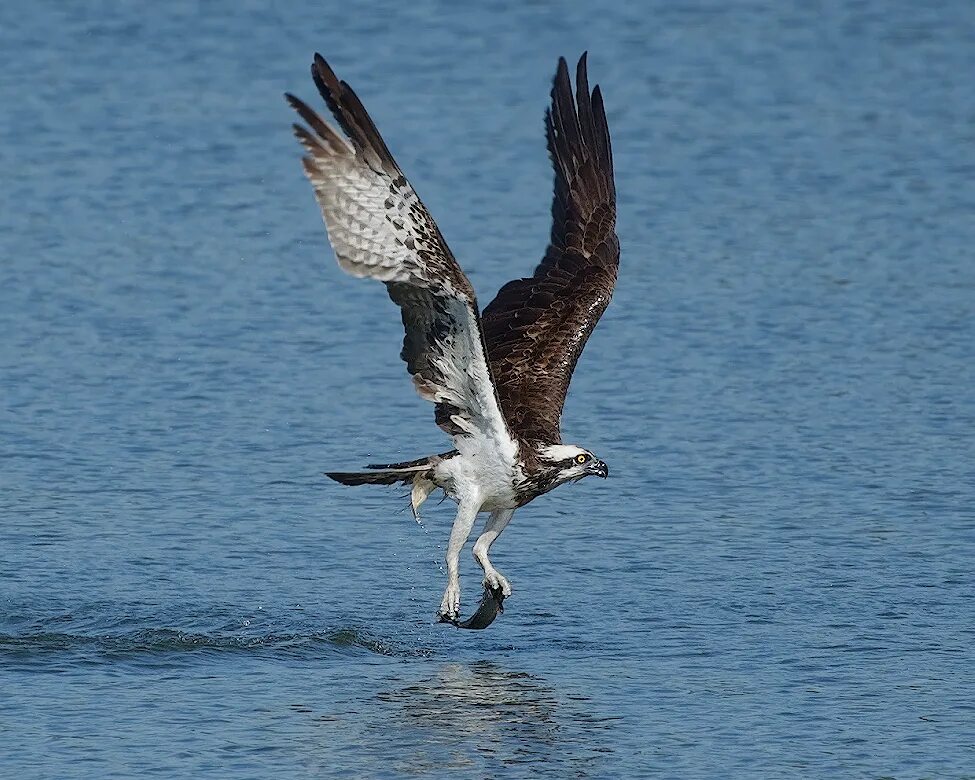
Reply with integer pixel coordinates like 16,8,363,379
2,1,974,777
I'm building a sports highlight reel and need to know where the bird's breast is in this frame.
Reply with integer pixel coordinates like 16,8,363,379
433,448,520,510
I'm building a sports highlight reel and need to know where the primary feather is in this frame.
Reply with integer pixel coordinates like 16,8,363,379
480,53,619,445
286,55,513,452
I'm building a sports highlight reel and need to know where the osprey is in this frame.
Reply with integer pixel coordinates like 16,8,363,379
286,52,618,627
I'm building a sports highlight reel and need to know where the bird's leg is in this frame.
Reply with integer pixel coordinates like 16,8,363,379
472,508,515,599
438,499,481,623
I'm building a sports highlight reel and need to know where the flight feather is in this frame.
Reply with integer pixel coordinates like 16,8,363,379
286,54,512,446
481,53,619,444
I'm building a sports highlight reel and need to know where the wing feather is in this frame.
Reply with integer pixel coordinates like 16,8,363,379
481,54,619,444
287,55,514,451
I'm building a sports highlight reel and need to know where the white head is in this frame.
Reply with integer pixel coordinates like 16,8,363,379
536,443,609,487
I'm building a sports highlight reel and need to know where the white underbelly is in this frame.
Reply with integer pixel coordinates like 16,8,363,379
478,491,519,512
433,452,519,511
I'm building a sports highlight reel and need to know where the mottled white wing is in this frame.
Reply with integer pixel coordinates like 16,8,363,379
286,54,515,454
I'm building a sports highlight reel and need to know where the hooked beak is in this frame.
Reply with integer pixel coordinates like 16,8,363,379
588,459,609,479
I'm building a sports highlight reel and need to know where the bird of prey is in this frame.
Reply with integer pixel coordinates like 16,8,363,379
286,52,618,627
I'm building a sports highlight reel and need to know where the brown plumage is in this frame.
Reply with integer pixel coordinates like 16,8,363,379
481,53,619,445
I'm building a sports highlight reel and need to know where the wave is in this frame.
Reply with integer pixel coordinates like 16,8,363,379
0,618,437,668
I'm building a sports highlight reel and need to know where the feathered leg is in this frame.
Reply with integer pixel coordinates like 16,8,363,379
438,499,481,622
472,509,515,598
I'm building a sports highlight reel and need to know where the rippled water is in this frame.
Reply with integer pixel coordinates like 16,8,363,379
2,0,974,777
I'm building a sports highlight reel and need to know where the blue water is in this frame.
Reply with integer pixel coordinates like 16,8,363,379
2,1,974,777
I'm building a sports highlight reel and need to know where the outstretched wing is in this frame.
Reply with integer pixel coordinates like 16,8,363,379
287,54,513,450
481,54,619,444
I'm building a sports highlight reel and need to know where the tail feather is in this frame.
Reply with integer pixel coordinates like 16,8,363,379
365,451,454,470
365,458,431,470
325,469,421,486
325,455,436,487
326,454,444,519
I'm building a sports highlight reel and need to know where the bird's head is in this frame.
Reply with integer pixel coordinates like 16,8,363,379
536,444,609,486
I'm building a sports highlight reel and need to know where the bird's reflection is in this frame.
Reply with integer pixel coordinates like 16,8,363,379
379,660,557,737
374,660,610,775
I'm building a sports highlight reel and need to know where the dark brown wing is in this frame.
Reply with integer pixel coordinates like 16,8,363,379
480,53,619,444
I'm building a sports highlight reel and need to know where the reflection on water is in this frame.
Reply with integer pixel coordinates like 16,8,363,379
283,659,620,777
373,661,616,777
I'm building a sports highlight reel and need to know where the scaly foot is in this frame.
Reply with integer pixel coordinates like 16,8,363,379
437,581,461,623
482,569,512,599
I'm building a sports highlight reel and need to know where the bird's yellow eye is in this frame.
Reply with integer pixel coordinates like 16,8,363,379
575,454,588,464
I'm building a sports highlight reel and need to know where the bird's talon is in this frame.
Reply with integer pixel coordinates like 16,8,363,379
438,584,461,625
482,571,512,600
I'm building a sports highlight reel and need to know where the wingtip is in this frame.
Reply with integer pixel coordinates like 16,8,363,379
311,53,345,110
291,123,321,155
311,54,326,84
312,52,338,85
576,52,590,86
552,56,573,106
556,53,588,77
575,53,593,112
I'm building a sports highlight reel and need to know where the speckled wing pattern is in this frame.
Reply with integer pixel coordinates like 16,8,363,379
286,55,512,445
481,54,619,444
